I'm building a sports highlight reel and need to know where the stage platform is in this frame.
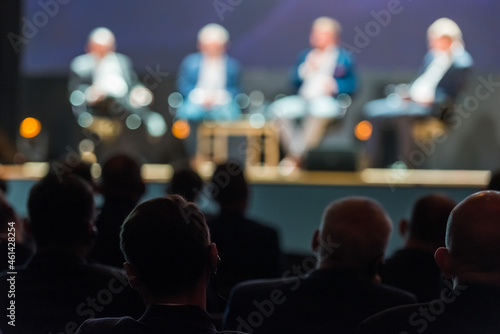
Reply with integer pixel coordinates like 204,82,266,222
1,163,488,256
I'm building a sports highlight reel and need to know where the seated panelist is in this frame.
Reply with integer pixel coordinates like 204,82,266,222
269,17,357,167
69,27,166,138
176,23,241,122
363,18,473,167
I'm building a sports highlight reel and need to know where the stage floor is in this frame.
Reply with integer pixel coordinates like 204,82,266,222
0,162,490,187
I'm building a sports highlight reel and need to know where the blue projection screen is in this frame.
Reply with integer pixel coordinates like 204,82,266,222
18,0,499,75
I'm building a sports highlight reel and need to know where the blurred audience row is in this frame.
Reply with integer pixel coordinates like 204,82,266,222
1,157,500,333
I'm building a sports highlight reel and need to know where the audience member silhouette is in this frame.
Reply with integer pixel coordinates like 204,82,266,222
357,190,500,333
223,197,416,334
0,178,7,193
167,168,204,203
379,193,456,301
486,169,500,191
0,191,33,272
207,162,284,311
0,174,144,334
90,154,145,268
77,195,246,333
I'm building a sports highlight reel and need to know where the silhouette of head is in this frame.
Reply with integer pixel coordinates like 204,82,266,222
100,154,145,201
407,193,456,247
435,191,500,285
28,173,95,251
167,169,204,203
121,195,217,300
210,162,248,212
313,197,392,279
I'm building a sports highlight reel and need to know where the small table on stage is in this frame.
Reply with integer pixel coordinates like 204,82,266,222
196,119,280,166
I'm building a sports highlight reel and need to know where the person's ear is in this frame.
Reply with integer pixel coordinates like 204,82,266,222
435,247,453,278
311,229,321,253
399,219,409,237
124,262,139,289
208,243,219,274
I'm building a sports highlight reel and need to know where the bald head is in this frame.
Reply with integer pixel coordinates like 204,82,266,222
445,191,500,277
314,197,392,275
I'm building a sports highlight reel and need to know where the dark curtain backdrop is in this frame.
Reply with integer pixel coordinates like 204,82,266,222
0,1,21,161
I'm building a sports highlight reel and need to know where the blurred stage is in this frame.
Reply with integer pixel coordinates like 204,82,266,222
1,163,487,256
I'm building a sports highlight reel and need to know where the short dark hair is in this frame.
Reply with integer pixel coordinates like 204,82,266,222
101,154,145,198
120,195,209,297
409,194,456,245
167,169,204,202
210,161,247,203
28,173,94,249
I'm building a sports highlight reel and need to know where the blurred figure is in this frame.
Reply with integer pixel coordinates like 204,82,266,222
0,190,33,272
207,162,284,311
176,24,241,158
486,169,500,191
69,27,166,138
224,197,416,334
89,154,145,268
357,191,500,333
167,168,204,203
364,18,473,167
0,174,144,333
78,195,246,334
379,193,456,301
0,178,7,193
270,17,357,168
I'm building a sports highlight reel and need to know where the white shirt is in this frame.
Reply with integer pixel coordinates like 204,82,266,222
92,53,128,98
189,55,230,105
410,50,453,104
298,46,339,100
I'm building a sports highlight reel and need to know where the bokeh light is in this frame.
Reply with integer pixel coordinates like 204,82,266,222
20,117,42,138
355,120,373,141
172,120,190,139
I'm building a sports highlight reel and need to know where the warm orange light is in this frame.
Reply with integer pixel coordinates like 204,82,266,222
355,120,373,141
172,120,190,139
20,117,42,138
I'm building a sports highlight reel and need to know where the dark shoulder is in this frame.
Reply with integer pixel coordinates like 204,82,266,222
231,277,289,297
236,215,279,233
77,317,134,333
357,303,426,334
370,282,417,303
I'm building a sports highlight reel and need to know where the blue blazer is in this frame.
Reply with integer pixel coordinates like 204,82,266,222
291,47,358,96
176,52,241,98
